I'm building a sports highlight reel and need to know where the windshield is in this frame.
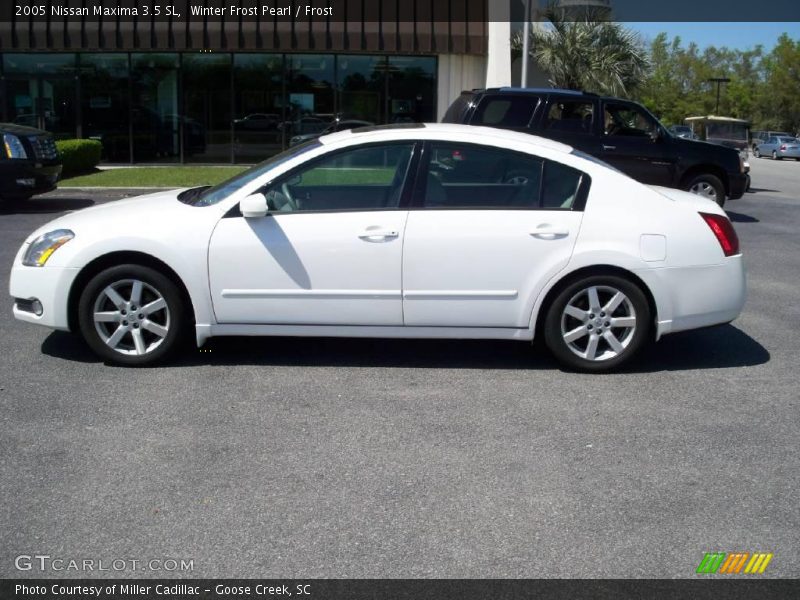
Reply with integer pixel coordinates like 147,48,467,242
188,140,322,206
778,136,798,143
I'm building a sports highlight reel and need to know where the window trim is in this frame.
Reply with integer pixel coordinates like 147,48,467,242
410,141,590,212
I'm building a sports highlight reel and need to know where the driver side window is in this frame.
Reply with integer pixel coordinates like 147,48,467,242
604,103,658,138
264,143,415,213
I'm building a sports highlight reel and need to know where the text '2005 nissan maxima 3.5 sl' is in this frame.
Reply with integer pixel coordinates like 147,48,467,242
9,124,746,372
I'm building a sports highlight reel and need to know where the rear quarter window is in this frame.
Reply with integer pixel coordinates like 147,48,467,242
442,92,476,124
471,95,540,128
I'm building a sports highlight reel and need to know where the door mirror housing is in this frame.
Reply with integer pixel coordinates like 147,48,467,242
240,193,269,218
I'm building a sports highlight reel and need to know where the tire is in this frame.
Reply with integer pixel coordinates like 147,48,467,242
685,173,726,207
78,264,187,366
753,148,761,158
773,151,781,160
543,275,651,373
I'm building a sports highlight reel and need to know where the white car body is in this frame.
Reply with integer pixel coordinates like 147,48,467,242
10,124,746,368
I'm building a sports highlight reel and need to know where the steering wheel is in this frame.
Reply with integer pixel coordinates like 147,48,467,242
281,182,299,211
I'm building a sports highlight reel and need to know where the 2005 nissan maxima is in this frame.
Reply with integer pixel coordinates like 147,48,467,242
9,124,746,371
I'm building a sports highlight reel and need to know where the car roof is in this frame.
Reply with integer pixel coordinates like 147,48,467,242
319,122,574,154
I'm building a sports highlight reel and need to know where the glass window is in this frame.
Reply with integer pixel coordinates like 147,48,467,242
3,54,77,139
542,161,583,209
130,53,179,162
544,100,594,134
604,103,658,138
182,53,232,163
422,143,543,209
233,54,284,163
336,55,382,125
386,56,436,123
285,55,335,143
80,54,130,162
471,96,538,128
264,143,415,212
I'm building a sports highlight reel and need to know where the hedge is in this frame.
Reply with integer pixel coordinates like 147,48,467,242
55,139,103,176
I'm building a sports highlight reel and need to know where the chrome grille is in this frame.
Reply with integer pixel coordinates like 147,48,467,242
27,135,59,161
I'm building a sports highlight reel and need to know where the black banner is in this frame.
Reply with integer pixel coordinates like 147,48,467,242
2,579,800,600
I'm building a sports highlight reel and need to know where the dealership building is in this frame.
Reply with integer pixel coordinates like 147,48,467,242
0,0,602,163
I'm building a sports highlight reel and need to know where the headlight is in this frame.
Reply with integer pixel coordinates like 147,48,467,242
22,229,74,267
3,133,28,159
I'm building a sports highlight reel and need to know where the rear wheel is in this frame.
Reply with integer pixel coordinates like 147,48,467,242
753,147,761,158
686,173,726,207
78,264,187,366
773,150,781,160
543,275,651,372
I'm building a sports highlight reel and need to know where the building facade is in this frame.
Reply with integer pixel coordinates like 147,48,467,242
0,0,492,163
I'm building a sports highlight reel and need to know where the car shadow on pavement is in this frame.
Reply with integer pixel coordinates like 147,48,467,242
0,197,95,215
747,187,779,194
726,211,759,223
41,324,769,372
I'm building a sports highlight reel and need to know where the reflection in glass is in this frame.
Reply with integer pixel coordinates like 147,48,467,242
387,56,436,124
80,54,130,161
2,53,77,138
336,55,382,125
233,54,284,163
130,53,179,162
285,55,335,141
182,54,232,162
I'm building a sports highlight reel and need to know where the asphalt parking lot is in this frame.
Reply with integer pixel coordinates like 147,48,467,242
1,157,798,579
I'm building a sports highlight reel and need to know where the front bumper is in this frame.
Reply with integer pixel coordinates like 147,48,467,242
10,262,78,330
727,172,747,200
0,159,61,198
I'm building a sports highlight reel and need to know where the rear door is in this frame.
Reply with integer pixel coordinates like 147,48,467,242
402,141,586,328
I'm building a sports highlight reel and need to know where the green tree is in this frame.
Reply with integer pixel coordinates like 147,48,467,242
511,5,649,97
760,34,800,133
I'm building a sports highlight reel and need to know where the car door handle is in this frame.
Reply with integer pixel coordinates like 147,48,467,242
602,144,616,151
358,229,399,241
530,225,569,239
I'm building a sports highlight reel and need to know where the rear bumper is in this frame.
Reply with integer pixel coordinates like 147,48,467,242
636,256,746,339
727,172,747,200
0,160,62,198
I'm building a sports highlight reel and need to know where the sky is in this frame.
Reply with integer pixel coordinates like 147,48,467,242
628,22,800,51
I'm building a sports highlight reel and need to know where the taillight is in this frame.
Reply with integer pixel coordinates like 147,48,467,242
780,144,787,151
700,212,740,257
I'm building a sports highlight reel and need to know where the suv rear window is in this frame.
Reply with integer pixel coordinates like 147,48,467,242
442,92,476,124
471,95,539,128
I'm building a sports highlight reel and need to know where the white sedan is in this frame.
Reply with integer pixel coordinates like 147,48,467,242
9,124,746,371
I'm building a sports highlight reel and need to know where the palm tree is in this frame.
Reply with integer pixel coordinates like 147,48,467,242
512,5,649,97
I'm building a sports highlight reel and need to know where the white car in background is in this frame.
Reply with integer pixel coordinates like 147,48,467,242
9,124,746,371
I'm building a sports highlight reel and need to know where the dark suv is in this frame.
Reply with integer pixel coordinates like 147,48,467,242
0,123,62,201
443,88,747,207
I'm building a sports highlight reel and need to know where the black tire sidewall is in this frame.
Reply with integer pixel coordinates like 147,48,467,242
77,264,186,366
543,275,651,373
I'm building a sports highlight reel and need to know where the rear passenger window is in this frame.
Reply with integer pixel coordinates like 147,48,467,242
420,143,585,210
544,100,595,134
471,96,539,128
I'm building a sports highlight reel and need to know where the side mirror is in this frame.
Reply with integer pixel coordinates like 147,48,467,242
240,193,268,218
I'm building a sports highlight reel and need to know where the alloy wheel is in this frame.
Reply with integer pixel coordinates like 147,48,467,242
92,278,171,356
689,181,719,201
560,285,637,362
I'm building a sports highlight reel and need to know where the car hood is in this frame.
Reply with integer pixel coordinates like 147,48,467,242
23,188,198,242
647,185,727,216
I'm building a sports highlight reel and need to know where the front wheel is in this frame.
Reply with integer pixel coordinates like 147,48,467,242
686,173,726,207
78,264,187,366
543,275,651,372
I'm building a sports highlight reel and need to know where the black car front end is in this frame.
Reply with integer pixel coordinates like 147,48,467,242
0,124,62,200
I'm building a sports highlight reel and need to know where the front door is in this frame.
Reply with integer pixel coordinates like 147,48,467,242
208,142,416,325
600,101,674,186
402,141,585,328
